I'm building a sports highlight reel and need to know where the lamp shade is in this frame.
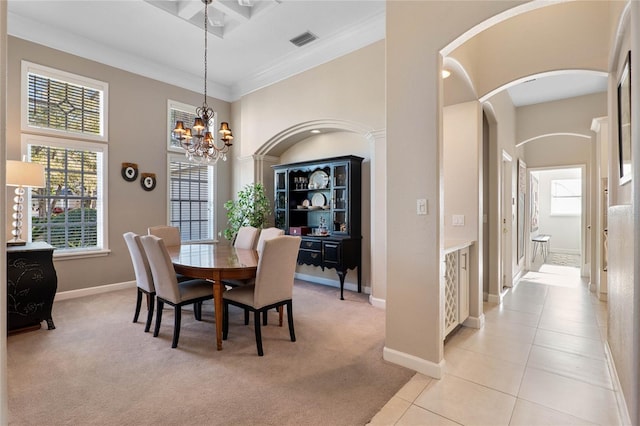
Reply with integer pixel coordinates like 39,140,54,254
6,160,46,188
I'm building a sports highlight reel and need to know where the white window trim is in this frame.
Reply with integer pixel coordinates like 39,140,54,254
167,153,218,243
21,60,109,142
167,99,196,153
22,133,109,258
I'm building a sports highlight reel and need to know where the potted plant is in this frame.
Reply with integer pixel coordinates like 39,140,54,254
223,182,271,242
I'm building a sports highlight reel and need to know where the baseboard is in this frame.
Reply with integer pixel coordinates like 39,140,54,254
55,281,136,301
369,295,386,309
487,292,503,304
294,272,370,295
550,248,580,255
604,341,632,425
383,346,444,379
463,314,484,329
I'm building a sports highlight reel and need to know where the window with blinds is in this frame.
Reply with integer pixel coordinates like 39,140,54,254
169,155,214,242
26,135,106,252
22,61,108,141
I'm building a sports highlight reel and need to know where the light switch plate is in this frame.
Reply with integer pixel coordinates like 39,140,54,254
452,214,465,226
417,199,427,215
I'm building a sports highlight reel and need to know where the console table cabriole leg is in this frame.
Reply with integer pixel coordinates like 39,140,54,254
337,270,346,300
46,318,56,330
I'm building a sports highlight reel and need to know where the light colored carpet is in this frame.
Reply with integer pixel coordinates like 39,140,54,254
7,280,413,426
546,252,581,268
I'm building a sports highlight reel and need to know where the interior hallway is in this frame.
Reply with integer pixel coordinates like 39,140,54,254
369,263,624,425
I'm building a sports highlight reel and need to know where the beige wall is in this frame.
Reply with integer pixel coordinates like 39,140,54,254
6,37,232,292
607,2,639,424
385,0,521,375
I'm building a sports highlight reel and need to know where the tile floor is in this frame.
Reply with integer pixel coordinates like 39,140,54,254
369,264,627,426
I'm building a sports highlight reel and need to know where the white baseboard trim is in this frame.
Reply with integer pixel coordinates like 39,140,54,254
369,295,385,309
383,346,444,379
604,341,632,425
550,248,580,255
294,272,370,295
55,281,136,301
463,314,484,329
487,292,503,304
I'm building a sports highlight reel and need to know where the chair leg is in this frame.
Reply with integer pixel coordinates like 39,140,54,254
172,307,182,348
144,295,155,333
154,300,164,337
133,288,143,323
262,310,268,326
222,301,229,340
287,302,296,342
278,306,283,327
254,309,264,356
194,301,202,321
244,309,249,325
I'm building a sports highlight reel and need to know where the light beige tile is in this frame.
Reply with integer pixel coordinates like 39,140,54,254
479,319,538,344
414,374,516,426
537,317,602,341
501,297,545,315
483,305,541,328
509,399,598,426
540,305,597,325
396,405,460,426
449,328,532,365
395,373,432,403
443,346,526,395
527,345,613,390
533,329,606,360
368,396,411,425
518,368,620,425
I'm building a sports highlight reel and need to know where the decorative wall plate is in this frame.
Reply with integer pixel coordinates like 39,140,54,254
140,173,156,191
121,162,138,182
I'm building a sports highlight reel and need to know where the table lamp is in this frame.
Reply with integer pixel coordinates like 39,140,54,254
6,160,45,246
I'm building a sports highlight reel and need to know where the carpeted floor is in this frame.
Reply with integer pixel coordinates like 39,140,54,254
7,280,413,426
546,252,581,268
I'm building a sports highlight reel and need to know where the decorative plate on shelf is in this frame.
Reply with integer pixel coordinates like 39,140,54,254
302,199,311,207
311,193,326,207
309,170,329,189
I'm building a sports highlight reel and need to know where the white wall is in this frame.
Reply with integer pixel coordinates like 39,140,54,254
534,168,582,254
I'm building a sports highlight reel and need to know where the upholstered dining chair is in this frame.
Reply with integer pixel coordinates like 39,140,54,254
234,226,259,250
123,232,157,332
223,227,285,291
140,235,214,348
148,225,181,247
222,235,301,356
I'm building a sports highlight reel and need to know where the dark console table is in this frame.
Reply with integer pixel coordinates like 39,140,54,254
7,242,58,333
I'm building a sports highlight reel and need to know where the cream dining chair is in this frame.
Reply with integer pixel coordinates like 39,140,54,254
234,226,259,250
123,232,157,333
148,225,181,247
140,235,214,348
222,235,301,356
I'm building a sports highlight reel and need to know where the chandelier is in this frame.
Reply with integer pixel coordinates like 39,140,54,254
173,0,233,164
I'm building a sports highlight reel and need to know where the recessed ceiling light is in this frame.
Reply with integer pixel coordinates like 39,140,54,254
442,69,451,79
310,129,321,134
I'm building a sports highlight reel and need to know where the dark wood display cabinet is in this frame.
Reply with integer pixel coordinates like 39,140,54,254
7,242,58,334
273,155,363,300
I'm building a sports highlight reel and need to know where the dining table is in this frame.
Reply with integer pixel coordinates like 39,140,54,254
169,242,259,350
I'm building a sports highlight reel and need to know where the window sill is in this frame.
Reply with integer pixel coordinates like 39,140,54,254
53,248,111,261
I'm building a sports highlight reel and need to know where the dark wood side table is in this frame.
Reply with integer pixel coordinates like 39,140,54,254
7,242,58,334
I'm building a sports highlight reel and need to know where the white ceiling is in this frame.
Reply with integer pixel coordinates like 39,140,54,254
7,0,385,102
7,1,607,106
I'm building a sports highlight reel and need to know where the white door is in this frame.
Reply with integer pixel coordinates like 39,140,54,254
501,151,513,289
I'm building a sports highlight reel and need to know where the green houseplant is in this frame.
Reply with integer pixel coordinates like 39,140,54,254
223,182,271,242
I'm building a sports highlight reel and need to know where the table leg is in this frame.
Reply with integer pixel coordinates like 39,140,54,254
212,272,224,350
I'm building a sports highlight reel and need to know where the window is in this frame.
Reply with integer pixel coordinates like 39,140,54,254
25,135,107,254
22,61,108,141
550,178,581,216
21,62,109,256
168,154,215,242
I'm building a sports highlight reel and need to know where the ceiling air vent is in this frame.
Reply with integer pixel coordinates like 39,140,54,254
290,31,318,47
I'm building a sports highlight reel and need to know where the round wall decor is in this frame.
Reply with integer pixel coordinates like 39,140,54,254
121,162,138,182
140,173,157,191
